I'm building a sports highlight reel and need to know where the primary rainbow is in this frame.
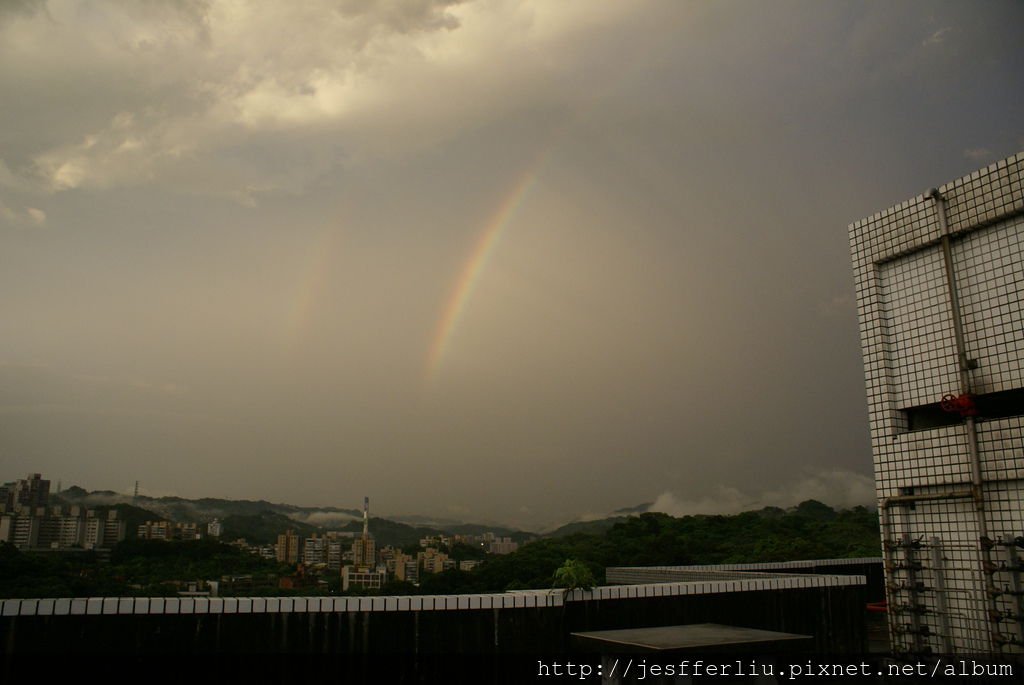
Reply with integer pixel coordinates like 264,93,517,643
424,170,539,384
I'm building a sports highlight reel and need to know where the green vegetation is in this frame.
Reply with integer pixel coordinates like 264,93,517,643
448,541,487,562
435,501,879,593
444,524,534,544
552,559,596,591
335,517,446,548
543,516,628,538
0,500,878,598
0,544,120,598
204,511,455,548
109,539,285,587
0,539,286,598
221,511,320,545
344,500,878,596
92,503,165,540
55,488,361,523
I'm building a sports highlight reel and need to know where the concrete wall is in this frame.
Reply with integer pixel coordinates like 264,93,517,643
850,152,1024,654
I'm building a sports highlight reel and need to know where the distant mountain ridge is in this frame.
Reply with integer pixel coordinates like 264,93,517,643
612,502,652,515
56,487,361,520
53,486,534,546
542,500,874,539
50,486,869,546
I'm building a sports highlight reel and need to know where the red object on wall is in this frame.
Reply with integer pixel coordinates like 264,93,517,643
940,393,977,417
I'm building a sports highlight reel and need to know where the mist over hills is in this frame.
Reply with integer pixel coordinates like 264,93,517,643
57,486,361,521
53,486,533,546
51,486,872,548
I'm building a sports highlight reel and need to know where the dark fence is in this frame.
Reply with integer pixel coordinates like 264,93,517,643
1,585,865,655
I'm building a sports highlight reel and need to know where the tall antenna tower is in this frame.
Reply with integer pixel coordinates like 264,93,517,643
362,496,369,539
133,480,139,504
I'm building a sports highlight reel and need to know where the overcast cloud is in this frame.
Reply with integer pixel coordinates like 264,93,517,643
1,0,1022,529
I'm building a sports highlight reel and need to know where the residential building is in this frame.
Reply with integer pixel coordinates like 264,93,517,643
326,538,343,571
400,560,419,584
276,529,300,564
488,537,518,555
418,546,450,574
383,550,418,582
0,504,105,550
138,520,172,540
83,510,125,549
56,507,86,547
207,518,222,538
177,522,201,541
11,474,49,512
0,514,38,548
419,534,452,549
351,534,375,569
302,535,326,566
341,565,386,592
136,520,202,541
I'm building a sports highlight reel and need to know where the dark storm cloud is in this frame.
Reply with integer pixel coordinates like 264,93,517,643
0,0,46,20
0,1,1022,528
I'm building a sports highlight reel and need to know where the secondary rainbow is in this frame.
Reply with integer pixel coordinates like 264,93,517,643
286,227,342,348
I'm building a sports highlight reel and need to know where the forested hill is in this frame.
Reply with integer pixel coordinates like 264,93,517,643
0,499,879,597
411,500,880,594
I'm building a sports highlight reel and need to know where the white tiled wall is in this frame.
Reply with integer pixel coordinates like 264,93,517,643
850,152,1024,654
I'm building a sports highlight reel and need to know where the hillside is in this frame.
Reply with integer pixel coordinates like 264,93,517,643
428,501,882,593
52,486,534,545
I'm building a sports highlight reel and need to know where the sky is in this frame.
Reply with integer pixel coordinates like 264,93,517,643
1,0,1022,530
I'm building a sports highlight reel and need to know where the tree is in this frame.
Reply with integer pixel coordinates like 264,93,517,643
552,559,596,592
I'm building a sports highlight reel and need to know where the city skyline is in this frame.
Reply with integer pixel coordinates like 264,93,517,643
1,1,1022,529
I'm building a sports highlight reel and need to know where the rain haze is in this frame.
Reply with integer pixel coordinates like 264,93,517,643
1,1,1022,530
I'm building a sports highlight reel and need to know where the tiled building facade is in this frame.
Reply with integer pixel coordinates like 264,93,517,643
850,152,1024,654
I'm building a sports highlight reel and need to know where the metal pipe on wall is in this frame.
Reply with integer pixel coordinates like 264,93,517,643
929,188,1001,650
929,537,956,653
880,490,973,652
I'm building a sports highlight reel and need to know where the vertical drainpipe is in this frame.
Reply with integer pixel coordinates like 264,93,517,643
929,188,1001,650
930,537,956,653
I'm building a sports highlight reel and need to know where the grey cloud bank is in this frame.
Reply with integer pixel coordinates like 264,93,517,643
1,1,1022,529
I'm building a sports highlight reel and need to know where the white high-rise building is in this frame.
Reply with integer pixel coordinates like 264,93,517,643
207,518,223,538
850,152,1024,654
302,535,326,565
